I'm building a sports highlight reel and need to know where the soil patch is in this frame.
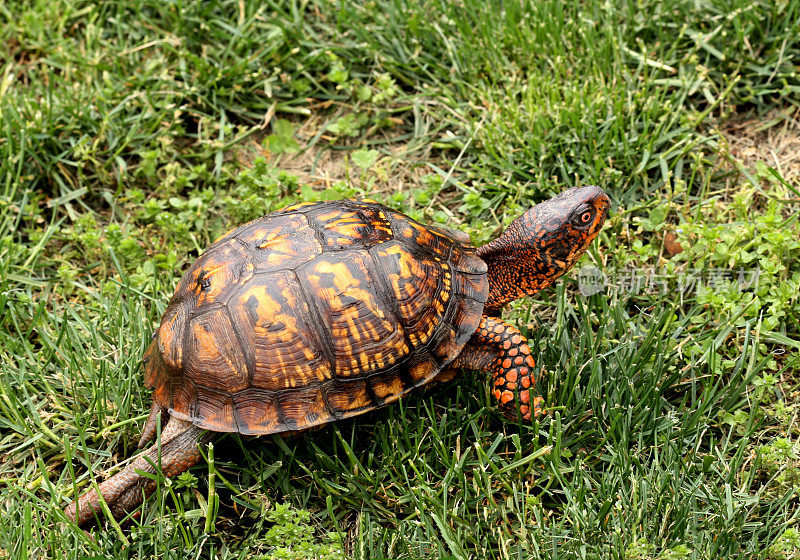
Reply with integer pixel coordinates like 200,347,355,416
721,106,800,184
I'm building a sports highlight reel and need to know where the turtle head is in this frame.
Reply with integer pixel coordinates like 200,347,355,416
519,185,610,270
479,186,610,311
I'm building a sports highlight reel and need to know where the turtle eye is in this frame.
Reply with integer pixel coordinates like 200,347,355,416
570,205,595,230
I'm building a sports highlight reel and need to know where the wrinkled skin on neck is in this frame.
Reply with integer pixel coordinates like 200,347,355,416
479,186,610,312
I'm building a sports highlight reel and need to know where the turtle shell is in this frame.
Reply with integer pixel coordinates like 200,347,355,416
143,199,488,435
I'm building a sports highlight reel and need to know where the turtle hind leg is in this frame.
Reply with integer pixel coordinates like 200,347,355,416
452,315,544,420
65,415,207,527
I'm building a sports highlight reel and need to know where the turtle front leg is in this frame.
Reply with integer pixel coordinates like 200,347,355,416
452,315,544,420
64,415,207,526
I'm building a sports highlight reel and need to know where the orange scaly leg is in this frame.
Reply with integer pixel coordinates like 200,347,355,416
65,415,207,527
453,315,544,420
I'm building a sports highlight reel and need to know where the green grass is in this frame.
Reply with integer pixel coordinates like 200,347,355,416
2,0,800,558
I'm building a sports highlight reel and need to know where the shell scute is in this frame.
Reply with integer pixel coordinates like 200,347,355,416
170,241,251,311
193,386,237,432
449,241,489,276
185,307,250,393
368,369,407,403
299,251,409,377
276,385,330,432
375,241,445,347
308,203,393,249
325,378,373,416
229,389,280,435
390,214,452,259
236,214,321,272
156,304,189,373
231,271,332,390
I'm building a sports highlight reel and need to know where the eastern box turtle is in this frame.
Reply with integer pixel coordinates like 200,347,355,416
66,186,609,525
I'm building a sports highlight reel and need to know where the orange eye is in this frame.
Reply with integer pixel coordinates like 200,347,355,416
570,206,595,229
